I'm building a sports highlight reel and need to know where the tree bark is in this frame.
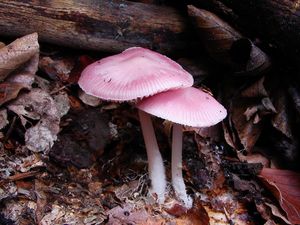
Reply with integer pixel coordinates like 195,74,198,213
197,0,300,66
0,0,194,54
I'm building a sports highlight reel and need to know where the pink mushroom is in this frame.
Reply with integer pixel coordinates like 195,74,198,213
137,87,227,208
78,47,193,203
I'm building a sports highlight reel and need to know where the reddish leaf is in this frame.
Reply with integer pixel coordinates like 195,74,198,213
259,168,300,224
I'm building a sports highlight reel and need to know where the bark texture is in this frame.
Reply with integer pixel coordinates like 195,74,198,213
0,0,193,54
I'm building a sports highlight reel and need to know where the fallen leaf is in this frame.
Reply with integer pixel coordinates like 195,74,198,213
172,200,209,225
0,82,28,106
271,89,293,139
107,203,149,225
187,6,270,76
0,42,5,49
241,76,268,98
264,220,278,225
222,115,242,150
231,98,263,151
237,152,270,168
52,91,70,117
265,202,291,225
8,88,62,153
25,120,59,153
39,56,74,81
6,73,35,90
0,33,39,81
35,180,48,224
5,52,39,89
8,88,60,122
40,205,65,225
0,109,8,130
78,89,101,107
0,183,17,201
259,168,300,224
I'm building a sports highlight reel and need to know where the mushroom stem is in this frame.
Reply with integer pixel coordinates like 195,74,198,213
138,110,166,203
172,123,193,208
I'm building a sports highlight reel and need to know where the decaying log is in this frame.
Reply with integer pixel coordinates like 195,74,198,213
0,0,194,54
198,0,300,66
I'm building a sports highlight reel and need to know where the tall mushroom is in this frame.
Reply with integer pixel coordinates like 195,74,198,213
137,87,227,208
78,47,193,203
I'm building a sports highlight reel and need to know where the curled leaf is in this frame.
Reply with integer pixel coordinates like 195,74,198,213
8,88,63,153
259,168,300,224
187,5,270,76
0,33,39,81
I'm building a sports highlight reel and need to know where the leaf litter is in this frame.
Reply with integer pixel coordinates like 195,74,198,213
0,29,299,225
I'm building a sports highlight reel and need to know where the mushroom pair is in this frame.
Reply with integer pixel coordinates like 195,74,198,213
78,47,227,208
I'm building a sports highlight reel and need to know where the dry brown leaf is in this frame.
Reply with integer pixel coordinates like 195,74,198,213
8,88,60,122
271,89,293,139
170,201,209,225
0,82,27,106
231,99,263,151
227,77,276,152
0,108,8,129
40,205,65,225
7,88,65,153
107,203,149,225
25,120,59,153
259,168,300,224
265,202,291,225
255,201,289,225
0,33,39,81
78,89,101,107
35,180,48,224
39,56,74,81
241,76,268,97
0,42,5,49
52,91,70,117
237,152,270,168
187,5,270,76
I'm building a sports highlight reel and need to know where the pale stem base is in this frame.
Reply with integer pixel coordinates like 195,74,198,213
138,110,166,203
172,123,193,208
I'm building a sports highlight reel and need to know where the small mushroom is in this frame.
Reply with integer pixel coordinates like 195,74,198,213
78,47,193,203
137,87,227,208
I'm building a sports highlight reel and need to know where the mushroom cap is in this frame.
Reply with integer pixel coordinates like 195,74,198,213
78,47,194,101
137,87,227,127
